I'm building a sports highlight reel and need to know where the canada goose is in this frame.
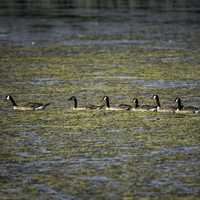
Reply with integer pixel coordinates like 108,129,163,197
152,94,161,111
152,94,175,113
129,97,156,112
68,96,104,110
118,103,132,110
5,95,50,111
132,98,139,109
132,94,159,112
118,98,134,111
102,96,128,110
118,97,150,112
130,98,147,111
175,97,199,113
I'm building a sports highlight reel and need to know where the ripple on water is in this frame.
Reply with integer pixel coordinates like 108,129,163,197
33,184,78,200
134,80,200,89
31,77,67,86
150,178,200,194
145,145,200,195
80,176,109,182
79,175,120,193
17,76,200,91
148,145,199,157
63,39,149,46
15,131,51,159
96,77,200,89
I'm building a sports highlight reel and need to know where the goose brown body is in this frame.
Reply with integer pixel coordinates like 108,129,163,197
102,96,130,111
152,94,175,113
175,97,199,113
68,96,104,110
129,97,156,112
6,95,50,111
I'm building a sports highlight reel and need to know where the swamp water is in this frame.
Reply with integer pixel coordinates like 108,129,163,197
0,1,200,199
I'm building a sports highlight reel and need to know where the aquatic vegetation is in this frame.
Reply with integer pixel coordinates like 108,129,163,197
0,42,200,200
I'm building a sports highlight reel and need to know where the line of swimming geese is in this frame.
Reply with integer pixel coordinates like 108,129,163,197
5,94,200,113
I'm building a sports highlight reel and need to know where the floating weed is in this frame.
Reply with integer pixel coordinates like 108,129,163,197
1,44,200,199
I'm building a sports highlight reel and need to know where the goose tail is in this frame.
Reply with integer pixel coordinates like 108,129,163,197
43,103,51,109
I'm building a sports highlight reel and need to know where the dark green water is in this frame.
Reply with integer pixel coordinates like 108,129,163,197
0,1,200,200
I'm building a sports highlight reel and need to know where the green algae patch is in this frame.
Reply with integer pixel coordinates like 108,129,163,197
65,33,145,41
0,44,200,200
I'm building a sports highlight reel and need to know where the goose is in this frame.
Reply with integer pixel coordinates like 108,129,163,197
152,94,161,111
152,94,175,113
132,98,140,109
118,97,149,111
129,97,157,112
175,97,199,113
118,98,134,111
132,94,160,112
5,95,50,111
102,96,129,110
130,98,148,111
68,96,104,110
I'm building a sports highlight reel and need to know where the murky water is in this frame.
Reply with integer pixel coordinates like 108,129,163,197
0,1,200,200
0,1,200,49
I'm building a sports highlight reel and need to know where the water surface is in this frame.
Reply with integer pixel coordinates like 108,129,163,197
0,1,200,200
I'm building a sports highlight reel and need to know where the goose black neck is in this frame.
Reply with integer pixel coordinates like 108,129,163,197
105,98,110,108
9,96,17,106
134,100,139,109
156,99,161,108
177,99,183,110
154,97,161,108
73,97,78,108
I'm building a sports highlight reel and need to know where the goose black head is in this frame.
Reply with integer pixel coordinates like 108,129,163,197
175,97,181,103
152,94,161,107
68,96,78,108
132,98,138,104
132,98,139,108
5,95,17,106
152,94,159,100
102,96,109,101
68,96,76,101
175,97,183,110
5,95,11,101
102,96,110,108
